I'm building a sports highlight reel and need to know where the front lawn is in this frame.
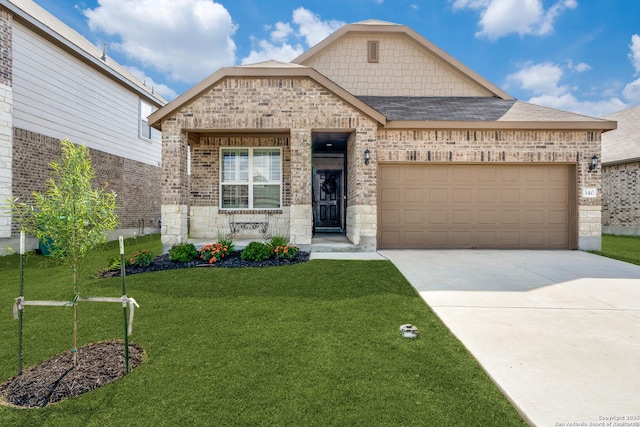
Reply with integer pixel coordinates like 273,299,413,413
591,234,640,266
0,234,525,426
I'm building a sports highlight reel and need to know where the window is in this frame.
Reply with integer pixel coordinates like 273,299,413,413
221,148,281,209
139,99,154,140
367,40,379,63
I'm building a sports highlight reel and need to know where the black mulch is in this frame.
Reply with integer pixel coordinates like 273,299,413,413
99,250,310,277
0,341,145,408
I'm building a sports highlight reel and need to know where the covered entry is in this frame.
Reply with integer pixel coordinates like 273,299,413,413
312,131,351,233
378,163,576,249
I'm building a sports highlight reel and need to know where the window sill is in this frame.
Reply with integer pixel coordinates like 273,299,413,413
220,209,283,215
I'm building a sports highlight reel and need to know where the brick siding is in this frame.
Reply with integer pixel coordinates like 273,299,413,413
0,7,11,87
602,162,640,232
11,128,161,233
161,75,601,248
190,135,291,208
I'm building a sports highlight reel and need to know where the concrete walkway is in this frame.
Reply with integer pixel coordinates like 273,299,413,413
377,250,640,427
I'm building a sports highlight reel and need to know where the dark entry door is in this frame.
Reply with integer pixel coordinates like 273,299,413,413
314,170,341,229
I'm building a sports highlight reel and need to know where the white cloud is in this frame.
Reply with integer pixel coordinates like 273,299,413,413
567,60,591,73
292,8,344,47
623,77,640,104
241,40,304,65
241,8,344,65
452,0,577,40
125,66,178,100
629,34,640,73
528,93,627,118
84,0,237,84
451,0,491,9
270,22,294,43
507,61,627,117
506,62,566,95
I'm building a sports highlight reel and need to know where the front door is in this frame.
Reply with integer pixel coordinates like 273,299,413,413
314,170,341,230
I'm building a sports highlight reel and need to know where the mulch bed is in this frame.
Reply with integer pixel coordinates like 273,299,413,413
0,341,145,408
99,250,310,277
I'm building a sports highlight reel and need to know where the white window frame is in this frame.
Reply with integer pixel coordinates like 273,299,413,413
220,147,282,210
139,99,154,141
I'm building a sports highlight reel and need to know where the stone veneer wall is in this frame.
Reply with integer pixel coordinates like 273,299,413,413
0,8,12,240
0,84,11,239
375,129,602,250
160,77,378,247
602,162,640,236
11,128,161,234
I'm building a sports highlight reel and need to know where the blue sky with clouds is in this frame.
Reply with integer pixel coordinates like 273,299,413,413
32,0,640,117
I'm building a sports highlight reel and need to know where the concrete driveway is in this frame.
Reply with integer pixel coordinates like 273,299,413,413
378,250,640,427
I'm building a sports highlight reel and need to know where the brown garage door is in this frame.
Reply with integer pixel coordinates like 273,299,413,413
378,164,576,249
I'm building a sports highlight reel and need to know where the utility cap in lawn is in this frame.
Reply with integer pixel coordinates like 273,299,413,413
400,324,418,338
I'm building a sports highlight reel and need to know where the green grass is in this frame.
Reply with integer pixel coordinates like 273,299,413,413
591,234,640,266
0,234,526,426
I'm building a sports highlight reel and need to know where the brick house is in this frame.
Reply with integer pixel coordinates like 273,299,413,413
601,105,640,236
0,0,166,255
150,20,616,252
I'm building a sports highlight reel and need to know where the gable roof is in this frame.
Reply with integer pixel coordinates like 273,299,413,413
1,0,165,106
601,104,640,165
149,62,387,129
292,20,513,100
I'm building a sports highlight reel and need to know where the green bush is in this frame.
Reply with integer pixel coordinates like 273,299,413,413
241,241,273,262
266,235,289,250
130,249,153,267
169,243,199,262
104,256,131,271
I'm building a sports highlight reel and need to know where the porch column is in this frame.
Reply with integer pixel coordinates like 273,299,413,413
346,126,378,250
289,128,312,245
161,120,189,251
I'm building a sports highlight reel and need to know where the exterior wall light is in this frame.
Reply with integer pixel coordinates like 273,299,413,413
589,155,599,172
364,148,371,165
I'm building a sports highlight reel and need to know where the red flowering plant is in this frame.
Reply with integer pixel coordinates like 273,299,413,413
199,239,234,264
130,249,153,267
273,245,299,260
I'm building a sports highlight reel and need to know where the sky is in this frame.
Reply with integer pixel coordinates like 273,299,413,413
31,0,640,118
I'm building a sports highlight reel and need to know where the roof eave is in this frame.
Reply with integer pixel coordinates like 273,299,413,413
382,120,618,131
149,67,387,129
602,156,640,167
1,0,165,106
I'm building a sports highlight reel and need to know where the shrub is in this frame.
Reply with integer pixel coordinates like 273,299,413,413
130,250,153,267
169,243,199,262
273,245,299,260
199,242,233,264
217,238,235,253
241,241,272,262
267,235,289,250
104,256,131,272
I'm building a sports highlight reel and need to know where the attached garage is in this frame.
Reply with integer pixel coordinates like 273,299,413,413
378,164,577,249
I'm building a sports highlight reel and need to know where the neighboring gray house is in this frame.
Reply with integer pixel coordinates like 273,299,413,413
602,104,640,236
0,0,166,255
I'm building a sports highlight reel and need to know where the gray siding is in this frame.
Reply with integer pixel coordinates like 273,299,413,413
11,22,161,166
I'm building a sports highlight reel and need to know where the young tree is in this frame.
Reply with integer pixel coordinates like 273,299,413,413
11,139,118,365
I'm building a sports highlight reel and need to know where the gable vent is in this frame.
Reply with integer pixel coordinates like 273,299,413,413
368,41,379,63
